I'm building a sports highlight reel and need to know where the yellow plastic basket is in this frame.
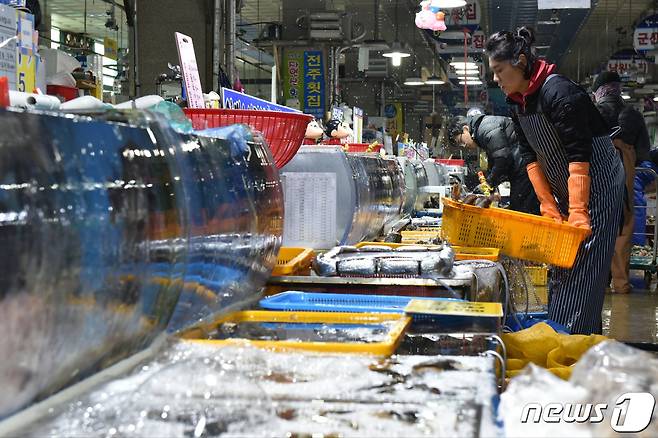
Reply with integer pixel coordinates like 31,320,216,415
400,230,441,244
452,246,501,262
354,242,500,262
525,266,548,286
441,198,588,268
272,247,315,276
180,310,411,356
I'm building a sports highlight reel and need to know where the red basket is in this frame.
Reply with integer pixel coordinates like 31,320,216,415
184,108,313,168
436,158,465,166
343,143,383,153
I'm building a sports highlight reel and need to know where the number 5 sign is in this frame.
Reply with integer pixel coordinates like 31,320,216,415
175,32,205,109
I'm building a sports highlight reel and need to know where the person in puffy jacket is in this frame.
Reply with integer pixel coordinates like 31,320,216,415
486,26,624,335
592,71,651,294
633,149,658,247
447,114,539,214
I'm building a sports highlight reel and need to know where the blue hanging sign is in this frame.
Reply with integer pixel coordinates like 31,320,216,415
302,51,326,118
221,88,301,113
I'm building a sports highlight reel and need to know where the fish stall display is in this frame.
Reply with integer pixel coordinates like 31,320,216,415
23,342,500,437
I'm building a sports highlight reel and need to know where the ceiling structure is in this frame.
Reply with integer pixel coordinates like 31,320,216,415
39,0,658,95
487,0,591,68
560,0,655,82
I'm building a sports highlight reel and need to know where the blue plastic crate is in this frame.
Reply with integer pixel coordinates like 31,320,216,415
259,291,462,313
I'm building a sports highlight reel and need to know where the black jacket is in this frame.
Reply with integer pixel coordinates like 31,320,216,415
509,75,610,167
467,114,524,187
595,95,651,164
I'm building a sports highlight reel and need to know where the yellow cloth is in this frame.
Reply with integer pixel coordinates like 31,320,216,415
502,322,607,380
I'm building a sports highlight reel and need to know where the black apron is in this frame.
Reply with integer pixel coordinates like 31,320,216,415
517,76,625,334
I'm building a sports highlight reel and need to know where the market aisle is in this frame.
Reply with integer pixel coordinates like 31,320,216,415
603,289,658,343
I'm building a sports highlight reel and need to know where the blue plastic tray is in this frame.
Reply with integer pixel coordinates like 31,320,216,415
259,291,462,313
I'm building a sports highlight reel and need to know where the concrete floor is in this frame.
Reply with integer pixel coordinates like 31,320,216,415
603,288,658,343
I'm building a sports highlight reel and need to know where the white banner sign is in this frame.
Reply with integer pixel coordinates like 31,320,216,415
175,32,205,109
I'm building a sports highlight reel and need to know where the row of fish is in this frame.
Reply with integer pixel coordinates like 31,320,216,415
313,245,456,278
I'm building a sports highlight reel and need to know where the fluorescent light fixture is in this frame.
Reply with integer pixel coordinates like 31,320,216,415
456,70,480,77
454,66,479,72
450,61,479,69
425,75,445,85
653,96,658,102
432,0,467,7
459,80,483,85
622,94,631,100
404,77,425,86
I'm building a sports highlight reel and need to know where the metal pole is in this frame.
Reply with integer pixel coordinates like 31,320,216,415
213,0,221,91
226,0,236,85
380,81,385,117
577,48,581,82
133,0,139,97
271,65,277,103
463,28,468,106
328,47,334,107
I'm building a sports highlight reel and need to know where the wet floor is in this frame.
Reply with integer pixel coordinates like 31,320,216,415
603,287,658,343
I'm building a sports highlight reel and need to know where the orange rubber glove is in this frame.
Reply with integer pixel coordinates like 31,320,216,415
567,162,591,234
526,162,563,223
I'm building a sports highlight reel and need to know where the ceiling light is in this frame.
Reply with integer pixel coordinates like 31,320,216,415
383,41,410,67
454,66,480,72
382,41,411,59
459,80,483,85
432,0,467,7
456,70,480,77
425,75,445,85
450,60,479,69
622,94,631,100
404,77,424,86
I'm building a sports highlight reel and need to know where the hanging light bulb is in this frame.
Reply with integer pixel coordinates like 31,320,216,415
404,77,425,86
383,0,411,67
425,75,445,85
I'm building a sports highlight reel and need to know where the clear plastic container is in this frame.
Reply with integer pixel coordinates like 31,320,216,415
0,109,282,417
281,148,401,248
397,157,418,217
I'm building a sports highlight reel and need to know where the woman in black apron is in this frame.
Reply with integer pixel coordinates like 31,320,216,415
486,27,625,335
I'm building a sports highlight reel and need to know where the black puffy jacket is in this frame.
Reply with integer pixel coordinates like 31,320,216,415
467,114,525,187
509,74,611,166
596,95,651,164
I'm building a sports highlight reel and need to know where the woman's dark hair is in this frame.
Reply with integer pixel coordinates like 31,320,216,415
485,26,536,79
324,119,341,137
447,116,468,145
